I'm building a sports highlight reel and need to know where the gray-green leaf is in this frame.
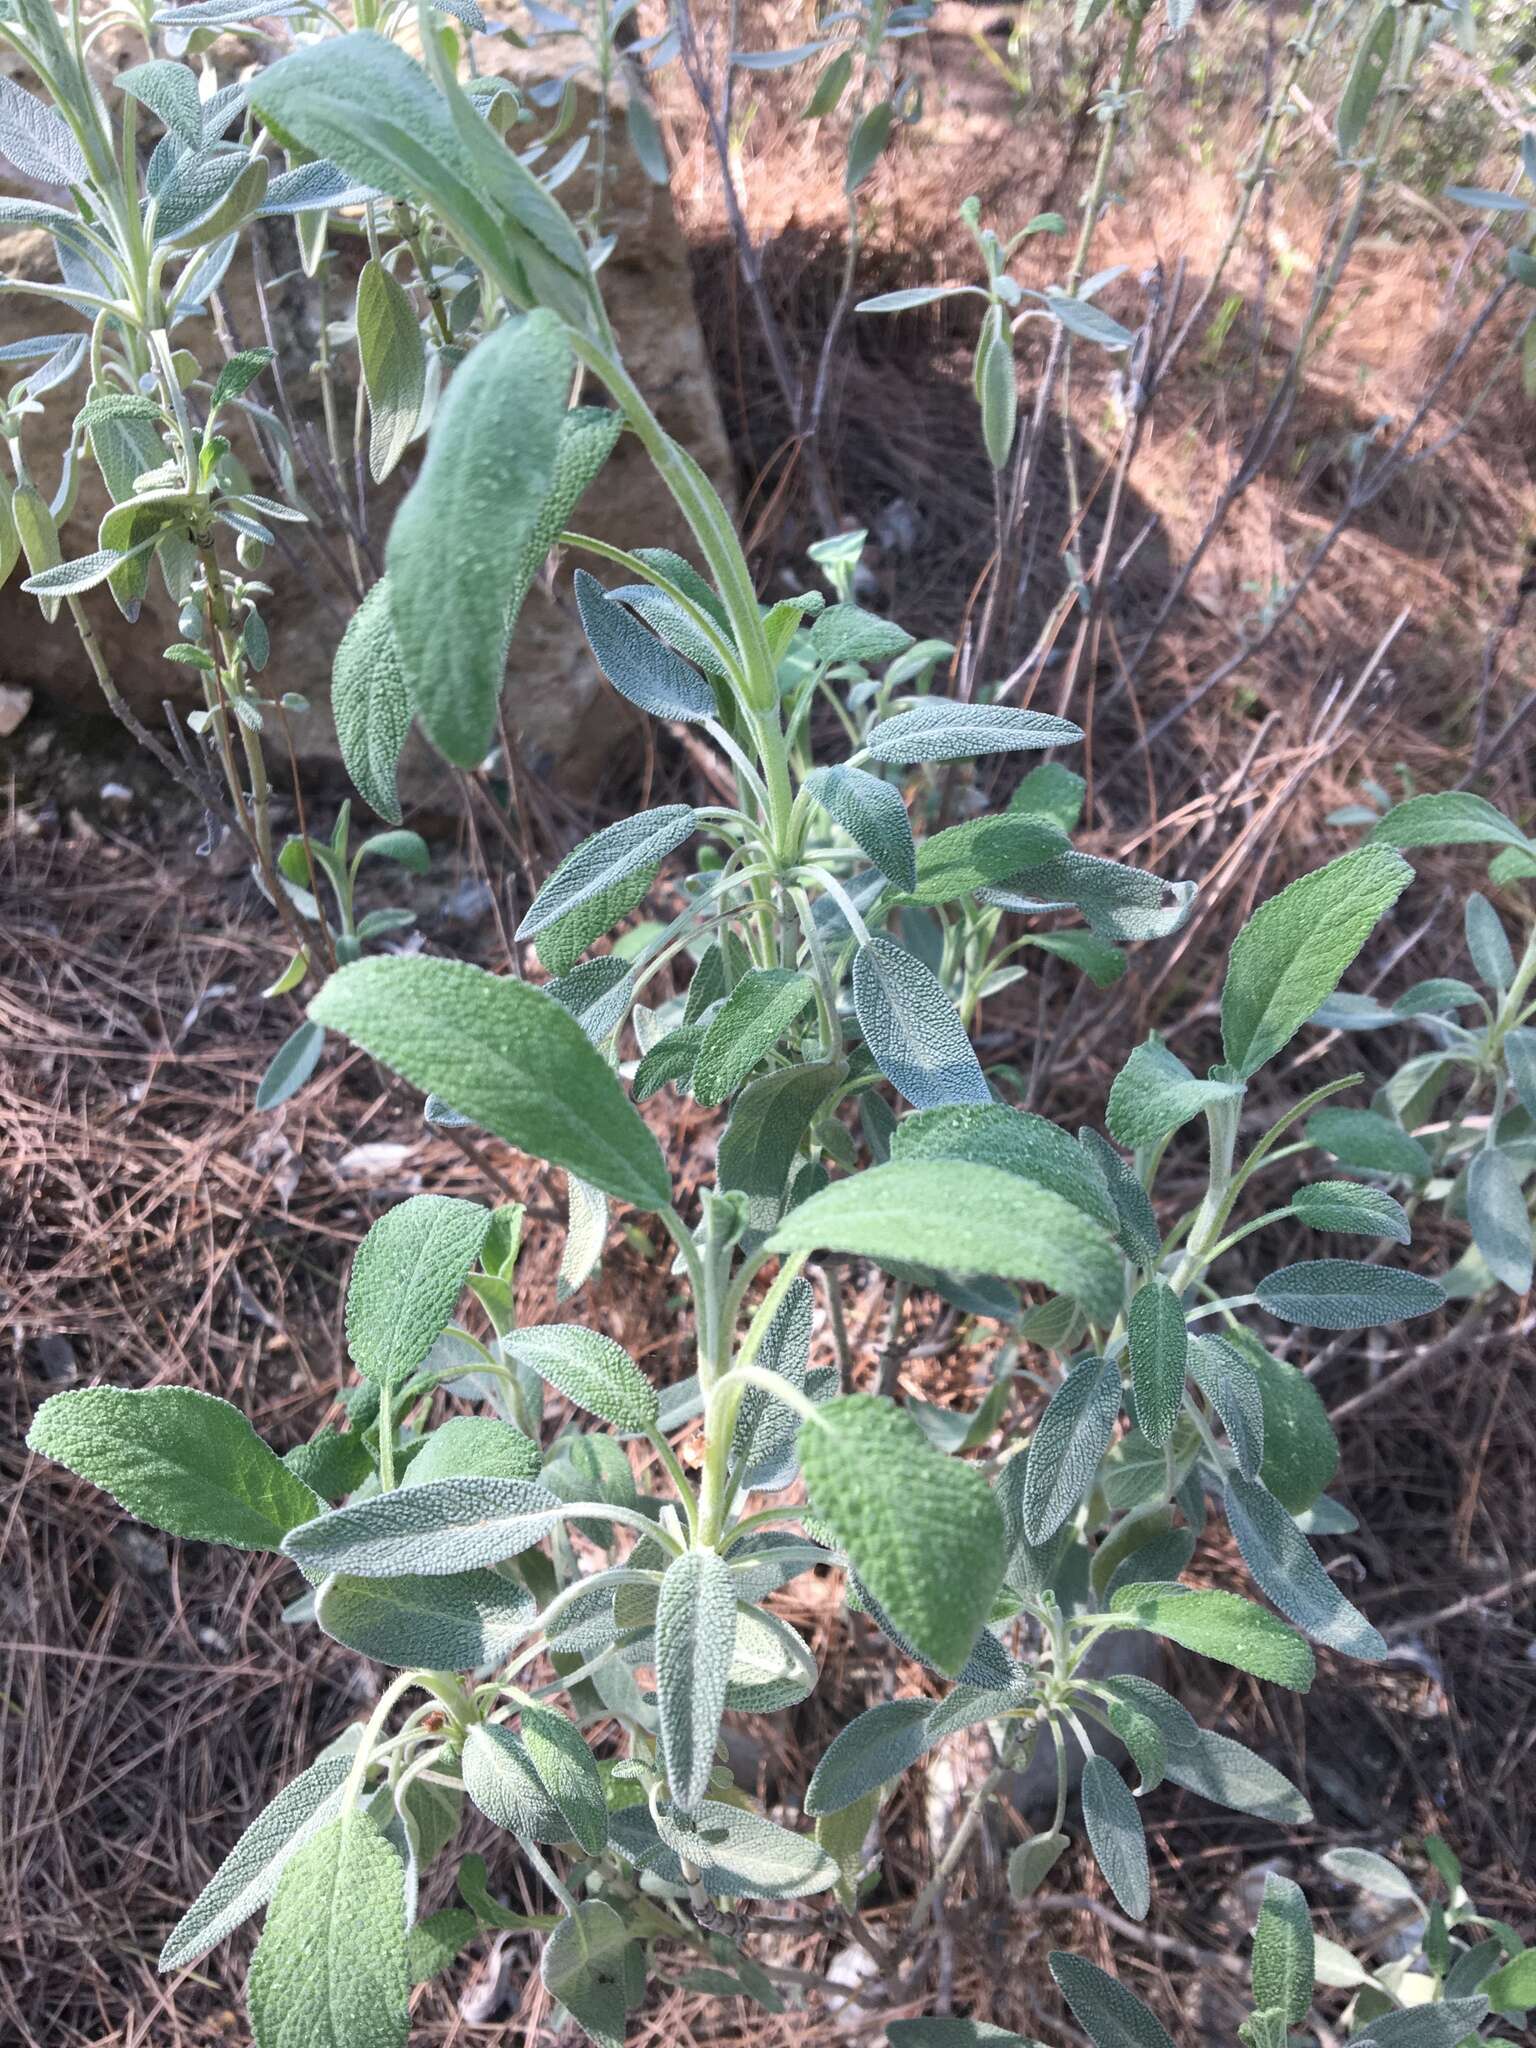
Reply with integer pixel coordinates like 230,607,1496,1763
804,764,916,891
853,936,990,1110
1291,1179,1411,1244
1251,1870,1314,2024
766,1159,1122,1322
388,310,570,765
798,1394,1004,1677
1049,1951,1176,2048
159,1752,352,1970
283,1476,569,1579
1467,1146,1533,1293
1107,1038,1244,1147
316,1566,535,1667
1020,1356,1121,1541
358,258,426,483
1256,1259,1445,1330
501,1324,658,1431
331,580,411,824
575,568,717,723
1127,1279,1187,1446
655,1550,738,1813
691,967,817,1106
865,700,1082,765
1224,1473,1386,1660
1080,1755,1149,1920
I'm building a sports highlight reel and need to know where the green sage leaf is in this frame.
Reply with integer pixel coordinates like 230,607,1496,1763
1291,1179,1412,1244
316,1566,534,1667
501,1324,658,1431
283,1476,569,1579
1220,846,1412,1078
247,1812,408,2048
1080,1755,1149,1920
309,956,670,1210
1109,1583,1315,1691
1224,1473,1386,1659
1467,1147,1534,1293
798,1393,1004,1677
1049,1951,1176,2048
1251,1870,1315,2024
1256,1259,1445,1330
1126,1279,1187,1446
691,967,817,1107
853,936,990,1110
346,1194,491,1388
865,700,1082,764
331,579,411,825
358,257,426,483
803,764,916,891
27,1386,322,1551
1020,1356,1121,1542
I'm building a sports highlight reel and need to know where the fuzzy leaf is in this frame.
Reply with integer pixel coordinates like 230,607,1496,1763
346,1195,490,1388
402,1416,542,1487
1080,1755,1149,1920
803,764,916,892
1251,1871,1315,2024
1162,1727,1311,1823
1020,1356,1121,1541
805,1697,934,1814
1220,847,1412,1078
575,568,717,723
517,807,696,957
853,937,990,1110
316,1566,534,1667
1256,1259,1446,1330
283,1477,569,1579
1372,790,1532,855
1108,1038,1245,1147
501,1324,658,1431
1232,1336,1339,1514
540,1901,630,2048
247,1813,408,2048
1224,1474,1386,1659
718,1065,846,1238
358,258,425,483
653,1799,836,1899
520,1704,607,1852
27,1387,321,1551
865,700,1081,764
799,1394,1004,1676
309,957,669,1210
891,1103,1117,1228
767,1159,1122,1321
655,1550,738,1813
159,1753,352,1970
1467,1147,1534,1293
1290,1180,1412,1244
1050,1952,1176,2048
1126,1279,1187,1446
905,812,1066,906
691,968,817,1107
1109,1583,1315,1691
1306,1107,1430,1180
331,580,411,825
462,1723,565,1840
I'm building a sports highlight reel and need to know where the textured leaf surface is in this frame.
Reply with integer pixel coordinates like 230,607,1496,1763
905,812,1065,906
358,258,424,482
1162,1728,1311,1822
730,1276,814,1487
1256,1259,1446,1330
768,1159,1122,1320
159,1753,351,1970
890,1103,1117,1228
1251,1871,1315,2024
462,1723,564,1840
1187,1333,1265,1481
28,1387,321,1551
316,1566,534,1668
1352,2005,1492,2048
853,937,990,1110
1050,1952,1176,2048
1220,846,1412,1077
1306,1107,1430,1180
501,1324,658,1430
331,580,411,824
1110,1583,1315,1691
247,1813,408,2048
803,765,916,891
653,1800,836,1899
1107,1038,1245,1147
804,1697,934,1814
1372,790,1532,854
519,1704,607,1852
575,569,716,722
1291,1179,1412,1244
1080,1756,1149,1920
655,1550,737,1812
540,1901,629,2048
1234,1337,1339,1513
346,1195,490,1388
309,957,669,1210
1225,1474,1386,1659
981,850,1196,943
403,1417,542,1487
1467,1147,1534,1293
388,311,570,764
798,1394,1003,1675
691,968,816,1107
718,1064,845,1237
866,701,1082,764
1021,1356,1121,1540
517,807,696,952
1126,1280,1187,1446
284,1477,568,1578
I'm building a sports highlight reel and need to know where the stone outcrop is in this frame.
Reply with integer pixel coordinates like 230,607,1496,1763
0,36,732,805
